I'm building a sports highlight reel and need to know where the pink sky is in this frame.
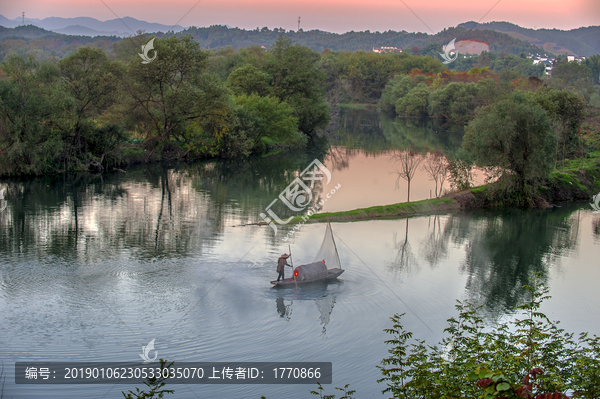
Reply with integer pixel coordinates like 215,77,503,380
3,0,599,33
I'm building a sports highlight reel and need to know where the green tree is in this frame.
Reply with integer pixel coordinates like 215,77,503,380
232,94,304,153
489,53,545,78
226,64,273,97
0,54,67,175
463,91,556,196
420,42,443,58
266,36,329,136
59,46,125,163
584,54,600,85
529,87,586,166
395,83,429,117
428,82,480,122
551,60,593,89
125,35,232,157
380,74,425,113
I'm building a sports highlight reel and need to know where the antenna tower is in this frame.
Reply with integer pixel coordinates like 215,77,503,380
22,12,25,26
298,16,301,31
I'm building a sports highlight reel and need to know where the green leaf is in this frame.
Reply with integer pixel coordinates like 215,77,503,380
496,382,511,391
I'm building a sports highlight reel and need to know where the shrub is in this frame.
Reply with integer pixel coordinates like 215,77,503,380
378,274,600,398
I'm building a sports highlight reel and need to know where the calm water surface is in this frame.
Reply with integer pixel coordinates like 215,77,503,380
0,110,599,398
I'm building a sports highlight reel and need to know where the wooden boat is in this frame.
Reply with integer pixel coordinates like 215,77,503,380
271,220,344,287
270,264,344,287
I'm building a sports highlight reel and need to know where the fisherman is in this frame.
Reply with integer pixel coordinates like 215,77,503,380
276,253,291,282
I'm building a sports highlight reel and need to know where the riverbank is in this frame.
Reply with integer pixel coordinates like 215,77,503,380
277,155,600,225
303,197,459,223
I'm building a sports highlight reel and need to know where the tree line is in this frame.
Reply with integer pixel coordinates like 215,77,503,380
138,24,549,55
1,31,597,181
379,53,600,205
0,23,552,65
0,35,331,176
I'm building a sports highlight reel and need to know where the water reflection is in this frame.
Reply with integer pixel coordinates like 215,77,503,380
381,117,464,153
331,108,464,155
419,214,451,267
273,282,340,334
409,207,585,316
0,150,339,258
275,295,292,321
320,109,487,212
388,218,419,278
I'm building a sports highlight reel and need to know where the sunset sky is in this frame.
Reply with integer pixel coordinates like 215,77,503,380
2,0,599,33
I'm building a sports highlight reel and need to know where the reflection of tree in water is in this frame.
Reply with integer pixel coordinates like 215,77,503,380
380,116,464,153
388,218,419,278
329,108,464,155
420,215,451,268
0,148,335,259
383,207,584,316
326,146,353,172
593,217,600,239
0,169,225,261
450,208,581,315
329,108,391,154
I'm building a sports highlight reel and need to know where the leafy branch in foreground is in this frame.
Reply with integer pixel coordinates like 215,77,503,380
122,359,175,399
310,382,356,399
378,273,600,398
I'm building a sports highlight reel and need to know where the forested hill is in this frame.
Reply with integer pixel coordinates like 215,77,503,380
0,25,120,59
180,25,546,56
460,21,600,56
0,24,119,41
0,23,547,60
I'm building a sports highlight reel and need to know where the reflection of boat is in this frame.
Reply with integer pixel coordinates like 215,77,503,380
275,290,338,333
271,220,344,287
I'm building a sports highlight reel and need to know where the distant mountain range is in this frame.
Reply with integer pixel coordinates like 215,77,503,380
459,21,600,57
1,15,598,57
0,15,186,37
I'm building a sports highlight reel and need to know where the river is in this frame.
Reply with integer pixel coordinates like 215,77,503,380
0,109,598,398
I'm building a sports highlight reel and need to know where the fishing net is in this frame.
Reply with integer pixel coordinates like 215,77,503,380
313,220,342,269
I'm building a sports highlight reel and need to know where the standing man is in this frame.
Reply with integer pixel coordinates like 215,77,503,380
277,253,291,282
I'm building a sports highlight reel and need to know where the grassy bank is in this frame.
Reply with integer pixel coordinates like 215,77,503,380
286,197,458,224
456,153,600,208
